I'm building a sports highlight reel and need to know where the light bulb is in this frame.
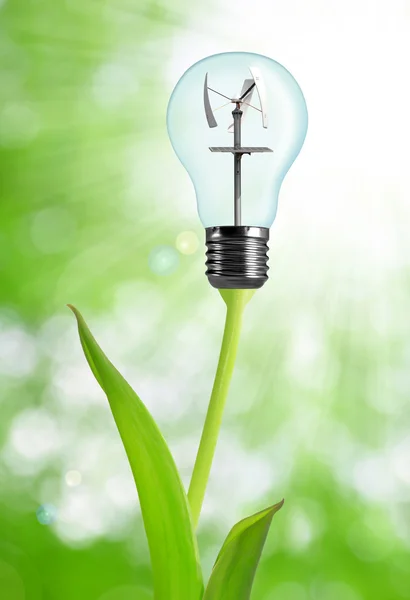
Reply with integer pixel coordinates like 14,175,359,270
167,51,308,289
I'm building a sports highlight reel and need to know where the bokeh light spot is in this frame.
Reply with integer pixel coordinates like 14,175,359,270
36,504,57,526
30,207,76,255
353,455,397,501
175,230,199,255
392,436,410,484
8,408,61,462
65,470,82,487
104,474,136,511
285,507,314,552
53,479,137,547
0,326,37,378
148,245,179,276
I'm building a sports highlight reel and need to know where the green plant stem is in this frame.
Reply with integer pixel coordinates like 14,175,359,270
188,289,254,529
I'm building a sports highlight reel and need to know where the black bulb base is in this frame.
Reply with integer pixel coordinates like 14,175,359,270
205,226,269,289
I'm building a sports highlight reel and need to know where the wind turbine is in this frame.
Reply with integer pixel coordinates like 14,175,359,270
203,67,273,226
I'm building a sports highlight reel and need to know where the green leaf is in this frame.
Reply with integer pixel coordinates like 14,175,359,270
69,306,203,600
203,500,284,600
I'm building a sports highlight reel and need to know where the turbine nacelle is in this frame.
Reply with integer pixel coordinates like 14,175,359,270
204,67,268,131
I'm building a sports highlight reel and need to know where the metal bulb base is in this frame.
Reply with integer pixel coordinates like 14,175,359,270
205,226,269,289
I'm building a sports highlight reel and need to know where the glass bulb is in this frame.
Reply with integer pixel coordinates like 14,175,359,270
166,51,308,289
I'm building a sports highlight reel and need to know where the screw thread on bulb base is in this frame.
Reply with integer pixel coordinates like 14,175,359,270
205,226,269,289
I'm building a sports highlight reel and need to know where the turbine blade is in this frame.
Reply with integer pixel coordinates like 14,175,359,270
204,73,218,128
249,66,268,128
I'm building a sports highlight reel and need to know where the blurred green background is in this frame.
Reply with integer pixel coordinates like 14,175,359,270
1,0,409,599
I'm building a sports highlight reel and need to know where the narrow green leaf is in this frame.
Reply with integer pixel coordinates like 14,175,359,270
203,499,284,600
68,306,203,600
